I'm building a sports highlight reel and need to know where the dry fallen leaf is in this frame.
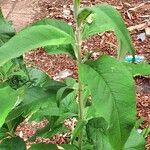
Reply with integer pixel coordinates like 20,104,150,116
145,27,150,36
128,22,148,31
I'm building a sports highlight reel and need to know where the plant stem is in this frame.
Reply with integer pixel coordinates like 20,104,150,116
73,1,84,149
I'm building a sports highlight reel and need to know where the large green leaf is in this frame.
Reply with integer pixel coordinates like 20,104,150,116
32,19,75,57
29,144,57,150
124,128,145,150
79,55,136,149
0,85,18,128
32,18,74,37
0,136,26,150
0,9,15,47
86,117,112,150
81,4,134,59
0,25,74,66
124,62,150,76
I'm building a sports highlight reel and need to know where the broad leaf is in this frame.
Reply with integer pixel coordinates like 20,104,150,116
0,9,15,47
64,77,78,89
27,67,49,86
30,101,61,117
79,55,136,149
60,91,78,114
0,85,18,128
124,62,150,76
29,144,57,150
0,25,74,66
86,117,112,150
56,86,73,104
71,119,87,143
45,44,75,58
0,136,26,150
0,60,13,79
32,19,75,57
32,18,74,37
42,78,66,92
124,128,145,150
81,4,134,59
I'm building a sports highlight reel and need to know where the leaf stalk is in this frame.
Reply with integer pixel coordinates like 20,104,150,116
73,0,84,149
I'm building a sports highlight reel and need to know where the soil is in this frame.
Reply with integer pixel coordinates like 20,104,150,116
1,0,150,149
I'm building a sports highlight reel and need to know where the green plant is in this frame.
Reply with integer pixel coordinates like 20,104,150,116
0,1,150,149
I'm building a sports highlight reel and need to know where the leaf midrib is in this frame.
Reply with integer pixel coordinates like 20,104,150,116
90,64,122,148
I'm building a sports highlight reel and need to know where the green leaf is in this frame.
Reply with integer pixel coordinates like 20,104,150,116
60,91,78,114
82,4,134,59
0,127,8,140
77,8,93,25
124,128,145,150
29,144,57,150
56,86,73,104
27,67,49,86
71,119,87,143
124,62,150,76
0,9,15,47
0,136,26,150
29,123,68,141
0,25,74,66
32,18,74,37
0,60,13,79
32,19,75,58
79,55,136,149
45,44,75,58
6,115,24,132
6,86,56,122
41,126,69,139
31,102,61,117
64,77,78,89
59,144,78,150
86,117,112,150
42,78,66,92
0,85,18,128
